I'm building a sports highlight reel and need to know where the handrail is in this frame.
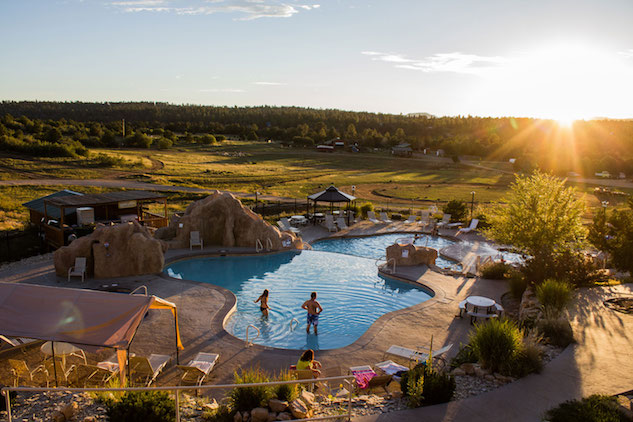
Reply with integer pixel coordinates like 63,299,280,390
374,255,386,267
246,324,260,347
395,237,414,245
290,318,299,331
266,238,273,251
1,376,355,422
255,239,263,253
129,285,148,296
384,258,396,274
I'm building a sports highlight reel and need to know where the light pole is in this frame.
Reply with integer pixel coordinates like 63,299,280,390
470,191,476,221
255,191,260,211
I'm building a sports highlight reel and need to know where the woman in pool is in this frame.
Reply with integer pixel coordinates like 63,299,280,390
254,289,270,316
297,349,321,378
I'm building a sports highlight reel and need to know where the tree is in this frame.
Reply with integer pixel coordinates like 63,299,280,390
488,170,586,259
442,200,467,222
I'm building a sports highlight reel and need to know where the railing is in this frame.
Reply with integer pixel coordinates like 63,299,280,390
129,285,148,296
246,324,260,347
290,318,299,332
1,376,355,422
255,239,264,253
266,238,273,251
383,258,397,274
395,237,414,245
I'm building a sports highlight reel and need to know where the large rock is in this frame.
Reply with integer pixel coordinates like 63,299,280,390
519,287,543,324
250,407,269,422
289,399,312,419
268,399,288,413
386,242,437,267
155,191,305,251
299,391,315,409
54,221,167,278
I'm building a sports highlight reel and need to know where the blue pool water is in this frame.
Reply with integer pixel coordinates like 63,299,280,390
165,250,433,350
312,233,461,270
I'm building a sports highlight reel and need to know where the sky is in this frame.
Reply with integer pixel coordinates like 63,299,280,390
1,0,633,119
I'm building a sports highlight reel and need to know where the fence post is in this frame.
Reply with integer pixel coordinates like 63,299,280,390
175,388,180,422
3,388,12,422
347,379,353,421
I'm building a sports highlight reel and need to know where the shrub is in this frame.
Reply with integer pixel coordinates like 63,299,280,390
469,318,523,374
442,200,468,223
522,250,600,286
229,367,273,412
505,331,543,377
92,153,128,167
105,391,175,422
400,364,425,397
538,312,575,347
421,369,456,405
199,134,216,145
156,137,173,150
272,370,299,402
360,202,374,218
536,279,572,314
450,344,478,369
215,134,226,142
508,271,528,300
480,262,513,280
544,394,631,422
202,404,233,422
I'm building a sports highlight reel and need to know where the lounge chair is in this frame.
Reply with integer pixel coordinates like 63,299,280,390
280,217,301,234
0,335,38,351
418,211,431,228
67,257,87,283
190,231,203,250
336,217,348,230
130,354,171,386
456,219,479,236
349,364,394,392
324,215,337,232
367,211,381,224
385,343,453,365
374,360,408,377
177,352,220,386
8,359,46,387
404,215,417,224
74,363,117,387
437,214,461,229
45,359,76,386
379,212,393,223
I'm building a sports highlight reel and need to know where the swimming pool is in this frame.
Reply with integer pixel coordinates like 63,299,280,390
165,250,433,350
312,233,461,270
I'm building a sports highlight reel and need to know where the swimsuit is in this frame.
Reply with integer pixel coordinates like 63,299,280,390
307,313,319,325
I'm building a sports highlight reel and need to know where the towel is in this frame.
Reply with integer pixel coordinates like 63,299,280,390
352,369,377,389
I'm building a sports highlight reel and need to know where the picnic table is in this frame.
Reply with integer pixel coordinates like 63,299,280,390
463,296,500,324
290,215,308,226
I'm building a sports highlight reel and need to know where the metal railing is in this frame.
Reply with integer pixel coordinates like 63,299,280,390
266,238,273,251
255,239,264,253
245,324,260,347
1,375,355,422
383,258,397,274
290,318,299,332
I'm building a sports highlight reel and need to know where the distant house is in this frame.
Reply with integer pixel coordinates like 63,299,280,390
333,138,345,148
316,144,334,153
392,143,413,157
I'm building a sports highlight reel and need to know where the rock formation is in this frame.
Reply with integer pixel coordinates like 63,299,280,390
155,191,305,250
54,221,167,279
386,242,438,267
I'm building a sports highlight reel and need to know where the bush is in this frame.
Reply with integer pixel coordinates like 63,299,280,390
400,364,425,397
105,391,175,422
442,200,468,222
508,271,528,300
480,262,513,280
505,331,543,377
536,279,572,314
522,250,600,286
450,344,478,369
215,134,226,142
422,369,456,405
360,202,374,218
272,370,299,402
229,367,273,412
156,137,173,150
469,318,523,374
199,134,216,145
92,153,128,167
202,404,233,422
538,312,575,347
544,394,631,422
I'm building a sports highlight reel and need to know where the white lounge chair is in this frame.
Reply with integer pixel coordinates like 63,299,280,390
177,352,220,386
436,214,451,228
379,212,393,223
279,218,301,234
336,217,348,230
324,214,338,232
456,219,479,236
67,257,87,283
190,231,203,250
367,211,381,224
404,215,417,224
385,343,453,364
418,211,431,228
130,354,171,386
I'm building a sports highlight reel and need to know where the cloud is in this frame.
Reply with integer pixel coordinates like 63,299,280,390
199,88,245,92
362,51,508,75
619,49,633,59
254,81,286,86
108,0,320,20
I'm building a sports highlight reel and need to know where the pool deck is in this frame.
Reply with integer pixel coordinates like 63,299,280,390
1,220,632,421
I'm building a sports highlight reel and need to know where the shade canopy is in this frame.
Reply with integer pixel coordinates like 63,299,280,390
0,282,182,350
307,185,356,203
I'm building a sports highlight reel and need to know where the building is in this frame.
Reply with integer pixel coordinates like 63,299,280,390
392,142,413,157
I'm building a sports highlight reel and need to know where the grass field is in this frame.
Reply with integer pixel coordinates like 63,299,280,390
0,140,628,229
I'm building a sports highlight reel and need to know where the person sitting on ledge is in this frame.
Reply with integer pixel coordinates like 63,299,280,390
296,349,322,378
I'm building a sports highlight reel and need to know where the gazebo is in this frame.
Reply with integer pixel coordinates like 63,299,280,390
307,185,356,221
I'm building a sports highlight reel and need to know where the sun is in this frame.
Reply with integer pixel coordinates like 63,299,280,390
555,115,576,128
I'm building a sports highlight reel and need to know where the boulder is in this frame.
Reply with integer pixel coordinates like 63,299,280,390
54,221,167,278
250,407,269,422
386,242,437,267
299,390,315,409
276,412,292,421
519,287,543,324
52,410,66,422
451,368,466,376
268,399,288,413
234,411,243,422
289,399,312,419
155,191,306,251
460,363,475,375
267,412,277,422
60,401,78,420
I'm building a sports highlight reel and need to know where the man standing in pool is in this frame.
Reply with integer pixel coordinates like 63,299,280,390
302,292,323,334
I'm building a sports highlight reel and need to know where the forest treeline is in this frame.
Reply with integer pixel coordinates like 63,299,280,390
1,101,633,176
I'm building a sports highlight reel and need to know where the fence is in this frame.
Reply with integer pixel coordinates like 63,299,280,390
0,229,44,264
1,375,356,422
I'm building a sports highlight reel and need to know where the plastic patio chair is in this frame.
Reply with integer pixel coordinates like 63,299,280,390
176,352,220,386
379,212,393,223
367,211,380,224
8,359,47,387
190,231,203,250
67,257,87,283
130,354,171,386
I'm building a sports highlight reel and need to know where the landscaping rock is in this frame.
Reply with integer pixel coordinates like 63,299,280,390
243,410,251,421
54,221,167,278
83,417,96,422
234,411,243,422
250,407,269,422
52,410,66,422
61,401,78,420
268,399,288,413
460,363,475,375
299,390,316,409
519,287,543,324
266,412,277,422
452,368,466,376
289,399,312,419
155,191,306,250
386,243,437,267
276,412,292,421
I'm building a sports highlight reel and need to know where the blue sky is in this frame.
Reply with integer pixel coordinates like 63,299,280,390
1,0,632,118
